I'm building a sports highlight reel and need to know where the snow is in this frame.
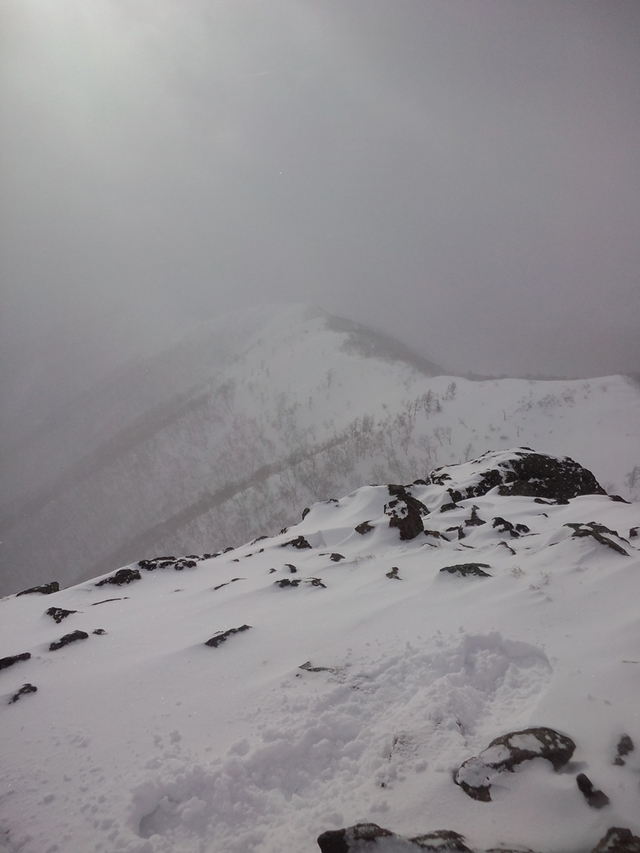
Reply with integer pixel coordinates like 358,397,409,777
1,448,639,852
3,304,640,596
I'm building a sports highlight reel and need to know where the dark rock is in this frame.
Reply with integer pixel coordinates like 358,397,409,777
386,566,401,580
306,577,326,588
429,470,452,484
16,581,59,596
329,553,345,562
614,734,634,765
223,546,234,553
590,827,640,852
440,563,491,578
92,629,106,635
139,556,177,570
0,652,31,671
428,449,606,504
9,683,37,704
285,564,297,573
204,624,251,647
213,578,244,591
317,824,473,852
610,495,630,503
317,823,393,852
629,527,639,539
564,522,630,556
96,568,142,587
410,829,473,851
493,517,520,538
92,597,127,605
424,529,442,539
355,521,374,535
281,535,312,549
46,607,78,624
274,578,301,588
302,507,310,519
455,727,576,802
577,773,610,809
384,485,427,540
465,506,486,527
299,661,336,673
440,502,462,513
49,630,89,651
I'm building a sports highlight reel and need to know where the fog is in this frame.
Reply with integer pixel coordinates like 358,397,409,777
2,0,640,388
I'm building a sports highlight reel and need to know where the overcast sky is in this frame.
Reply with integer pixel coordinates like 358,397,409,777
2,0,640,380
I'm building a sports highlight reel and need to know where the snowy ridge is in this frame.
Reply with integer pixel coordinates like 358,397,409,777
1,449,639,852
2,305,640,596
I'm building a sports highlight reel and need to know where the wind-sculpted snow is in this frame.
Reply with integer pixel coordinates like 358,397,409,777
1,450,639,852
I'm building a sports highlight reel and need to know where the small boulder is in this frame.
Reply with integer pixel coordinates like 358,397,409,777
384,485,427,541
614,734,634,766
576,773,610,809
564,522,629,556
16,581,59,596
49,630,89,651
355,521,374,535
46,607,78,624
0,652,31,671
9,683,37,704
455,727,576,802
281,535,312,549
465,506,486,527
590,827,640,853
95,568,142,587
317,823,394,852
329,553,345,562
204,625,251,648
317,824,473,852
440,563,491,578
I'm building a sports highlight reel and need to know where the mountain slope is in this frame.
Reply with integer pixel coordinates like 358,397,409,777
1,304,639,596
1,449,639,852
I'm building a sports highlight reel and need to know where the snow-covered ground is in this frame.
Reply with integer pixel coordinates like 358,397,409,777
2,305,639,596
1,449,639,852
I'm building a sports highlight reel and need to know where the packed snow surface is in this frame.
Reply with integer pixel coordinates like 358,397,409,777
1,449,639,852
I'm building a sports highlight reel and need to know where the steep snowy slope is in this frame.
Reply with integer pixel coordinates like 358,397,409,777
2,304,639,596
1,449,639,853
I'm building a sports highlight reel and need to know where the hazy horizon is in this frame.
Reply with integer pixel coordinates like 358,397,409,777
2,0,639,393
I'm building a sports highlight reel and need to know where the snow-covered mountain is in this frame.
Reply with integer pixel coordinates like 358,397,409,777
2,304,639,597
1,448,639,852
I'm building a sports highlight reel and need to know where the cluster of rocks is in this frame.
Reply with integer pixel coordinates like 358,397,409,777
138,553,214,571
317,825,640,853
318,728,638,852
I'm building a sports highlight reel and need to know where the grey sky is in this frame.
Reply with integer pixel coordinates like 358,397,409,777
2,0,639,379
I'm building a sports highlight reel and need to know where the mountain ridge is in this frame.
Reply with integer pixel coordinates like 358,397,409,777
2,305,639,596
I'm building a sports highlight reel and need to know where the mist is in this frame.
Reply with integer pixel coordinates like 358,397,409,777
2,0,640,392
